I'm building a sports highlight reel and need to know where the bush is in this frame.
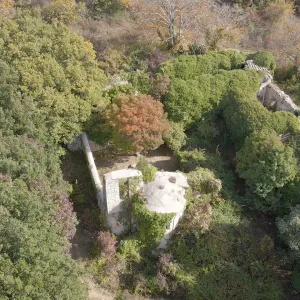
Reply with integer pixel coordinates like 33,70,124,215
292,264,300,292
187,168,222,195
136,156,157,182
250,51,276,71
151,74,171,100
132,193,174,249
165,78,211,126
119,239,142,263
237,130,297,197
277,205,300,252
90,0,126,17
163,122,186,152
97,231,117,259
188,43,207,55
177,149,207,172
220,50,247,69
158,53,233,80
182,202,213,233
128,71,152,94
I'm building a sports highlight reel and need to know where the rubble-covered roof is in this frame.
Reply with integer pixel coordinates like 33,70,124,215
143,171,189,214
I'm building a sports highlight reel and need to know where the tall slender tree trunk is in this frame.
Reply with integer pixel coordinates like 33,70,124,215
169,4,175,48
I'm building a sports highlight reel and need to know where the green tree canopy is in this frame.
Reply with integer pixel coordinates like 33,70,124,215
0,12,107,143
277,205,300,252
237,130,297,197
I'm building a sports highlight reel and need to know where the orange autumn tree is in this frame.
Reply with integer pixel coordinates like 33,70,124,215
106,94,170,152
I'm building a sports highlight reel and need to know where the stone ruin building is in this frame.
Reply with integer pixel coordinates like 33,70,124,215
245,60,300,115
69,133,189,250
103,169,189,250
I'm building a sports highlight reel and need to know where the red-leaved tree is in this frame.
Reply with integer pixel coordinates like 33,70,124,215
106,94,170,152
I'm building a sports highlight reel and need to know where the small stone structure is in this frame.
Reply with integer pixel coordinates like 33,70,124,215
104,169,143,235
143,171,189,249
104,169,189,249
244,60,300,114
68,134,189,249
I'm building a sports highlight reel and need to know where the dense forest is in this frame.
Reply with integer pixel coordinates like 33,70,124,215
1,0,300,299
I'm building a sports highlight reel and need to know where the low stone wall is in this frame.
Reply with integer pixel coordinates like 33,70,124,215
81,132,106,212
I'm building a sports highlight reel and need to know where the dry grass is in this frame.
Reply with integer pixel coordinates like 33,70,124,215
71,13,158,55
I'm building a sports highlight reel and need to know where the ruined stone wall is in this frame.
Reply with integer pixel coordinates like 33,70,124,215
257,77,299,114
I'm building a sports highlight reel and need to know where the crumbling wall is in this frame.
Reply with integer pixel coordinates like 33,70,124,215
257,77,299,113
245,60,299,114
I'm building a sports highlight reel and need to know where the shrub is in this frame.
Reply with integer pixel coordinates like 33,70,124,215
103,84,135,103
119,239,142,263
187,168,222,195
177,149,207,172
188,43,207,55
250,51,276,71
292,264,300,292
219,50,247,69
42,0,84,25
90,0,126,17
136,156,157,182
165,78,211,126
99,48,126,75
163,121,186,152
277,205,300,252
128,71,152,94
106,94,170,152
237,130,297,197
97,231,117,259
132,193,175,249
183,202,213,233
151,73,171,100
85,113,112,146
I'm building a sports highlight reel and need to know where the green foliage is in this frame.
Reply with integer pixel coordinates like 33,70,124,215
219,50,247,69
163,58,262,126
0,179,86,299
90,0,126,17
223,89,300,149
277,205,300,252
0,12,107,143
136,156,157,183
0,12,93,299
177,149,207,172
103,84,135,102
292,264,300,292
187,168,222,195
165,77,211,125
163,121,187,152
128,71,152,94
84,113,112,146
159,53,234,80
42,0,85,25
237,130,297,198
171,205,282,300
132,193,175,249
250,51,276,71
118,239,142,263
